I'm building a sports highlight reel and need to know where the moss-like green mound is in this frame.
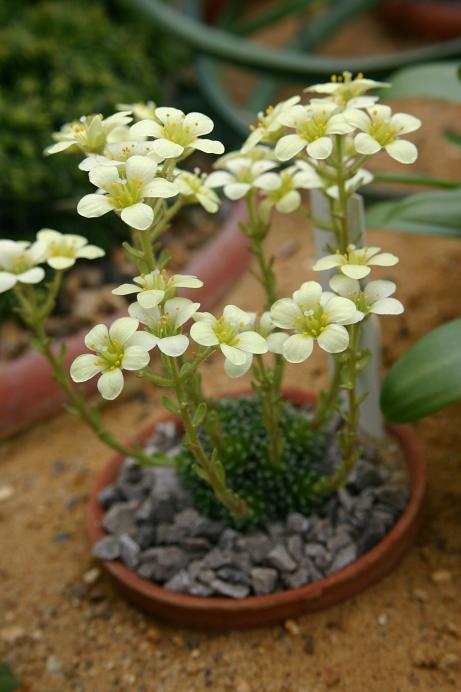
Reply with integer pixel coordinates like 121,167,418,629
178,396,330,527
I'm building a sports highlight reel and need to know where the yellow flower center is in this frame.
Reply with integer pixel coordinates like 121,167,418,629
299,112,329,142
109,177,144,208
214,317,240,345
368,117,397,146
294,305,328,338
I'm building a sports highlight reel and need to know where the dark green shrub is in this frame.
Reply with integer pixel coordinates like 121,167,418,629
0,0,186,241
178,396,330,528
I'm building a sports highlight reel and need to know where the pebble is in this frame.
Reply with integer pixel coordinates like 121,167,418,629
431,569,452,584
378,613,388,626
0,484,14,502
94,429,409,598
284,618,300,635
83,567,100,585
46,655,64,676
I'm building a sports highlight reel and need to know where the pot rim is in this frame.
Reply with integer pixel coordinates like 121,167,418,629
87,387,425,625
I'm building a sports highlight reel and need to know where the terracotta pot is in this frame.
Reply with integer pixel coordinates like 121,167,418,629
379,1,461,39
87,387,425,630
0,203,250,439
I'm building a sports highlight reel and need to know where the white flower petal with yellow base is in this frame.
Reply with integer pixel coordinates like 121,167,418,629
70,354,104,382
157,335,189,357
120,203,154,231
0,239,47,292
282,334,314,363
224,353,253,378
77,194,114,218
221,344,247,366
109,317,139,345
317,324,349,353
190,320,219,346
38,228,104,270
236,331,268,354
121,345,151,370
97,369,125,401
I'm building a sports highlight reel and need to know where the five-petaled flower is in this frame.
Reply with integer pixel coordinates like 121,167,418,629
275,102,354,161
307,72,389,109
70,317,157,400
37,229,104,270
113,269,203,309
0,239,46,293
45,112,132,156
79,140,163,172
190,305,268,378
77,156,178,230
330,275,404,316
128,297,200,357
313,244,399,280
130,108,224,159
175,169,221,213
259,164,323,215
242,95,301,153
344,105,421,164
270,281,361,363
207,157,279,200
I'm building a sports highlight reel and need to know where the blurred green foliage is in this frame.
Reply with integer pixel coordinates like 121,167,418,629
0,0,186,242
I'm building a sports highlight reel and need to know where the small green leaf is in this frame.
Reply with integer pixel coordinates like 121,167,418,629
192,402,207,427
384,62,461,102
0,663,20,692
444,129,461,148
162,395,179,416
381,319,461,423
366,190,461,238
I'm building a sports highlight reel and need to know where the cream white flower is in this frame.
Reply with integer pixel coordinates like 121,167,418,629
70,317,157,400
45,112,132,156
241,95,301,153
270,281,361,363
117,101,157,121
344,105,421,164
0,239,46,293
37,229,104,270
130,108,224,159
306,72,389,109
330,275,404,316
113,269,203,309
326,168,374,199
217,145,276,167
275,102,354,161
313,244,399,280
174,169,221,213
254,312,288,355
259,164,323,215
207,157,279,200
77,156,178,230
79,140,164,172
128,297,199,357
190,305,268,378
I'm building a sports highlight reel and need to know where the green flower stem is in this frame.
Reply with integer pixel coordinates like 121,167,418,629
138,228,156,272
254,354,284,467
312,356,342,428
166,355,249,519
245,191,277,308
151,198,185,243
13,284,173,467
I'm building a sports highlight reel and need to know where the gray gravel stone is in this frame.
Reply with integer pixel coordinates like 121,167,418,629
282,564,311,590
211,579,250,599
102,501,138,536
267,544,297,573
119,534,141,570
156,522,187,545
97,483,123,510
347,460,383,492
163,570,191,593
328,544,357,574
134,524,157,549
216,566,251,586
218,528,239,551
92,536,120,561
236,533,271,563
373,485,408,513
286,512,310,534
251,567,278,595
189,581,213,597
138,546,187,581
287,535,304,563
202,548,235,569
179,537,212,554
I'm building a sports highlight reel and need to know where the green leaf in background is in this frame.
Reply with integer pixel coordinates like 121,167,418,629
381,319,461,423
445,129,461,148
366,190,461,238
0,664,20,692
384,62,461,102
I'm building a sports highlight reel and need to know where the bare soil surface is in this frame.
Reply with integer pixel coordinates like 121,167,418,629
2,10,461,692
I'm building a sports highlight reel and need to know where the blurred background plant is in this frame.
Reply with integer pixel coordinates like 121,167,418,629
0,0,187,247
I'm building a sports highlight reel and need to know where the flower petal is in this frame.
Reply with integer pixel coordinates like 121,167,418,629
97,369,124,400
329,274,360,298
47,257,75,270
164,297,200,328
138,289,164,309
267,332,288,354
190,321,219,346
270,298,300,329
223,183,250,200
354,132,381,155
85,323,109,351
184,112,214,136
368,252,399,267
121,203,154,230
317,324,349,353
385,139,418,164
70,354,103,382
0,272,17,293
282,334,314,363
192,138,224,154
77,245,105,260
220,344,246,365
125,155,157,183
157,335,189,357
152,139,184,159
341,264,371,279
77,194,113,218
112,283,142,296
307,136,332,160
236,331,268,354
370,298,404,315
364,280,396,303
121,345,151,370
275,134,306,161
143,178,178,198
313,255,342,272
126,331,159,350
224,353,253,378
109,317,139,344
17,267,45,284
89,166,120,190
293,281,322,308
324,296,358,324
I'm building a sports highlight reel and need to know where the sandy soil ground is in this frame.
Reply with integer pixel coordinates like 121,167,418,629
2,9,461,692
